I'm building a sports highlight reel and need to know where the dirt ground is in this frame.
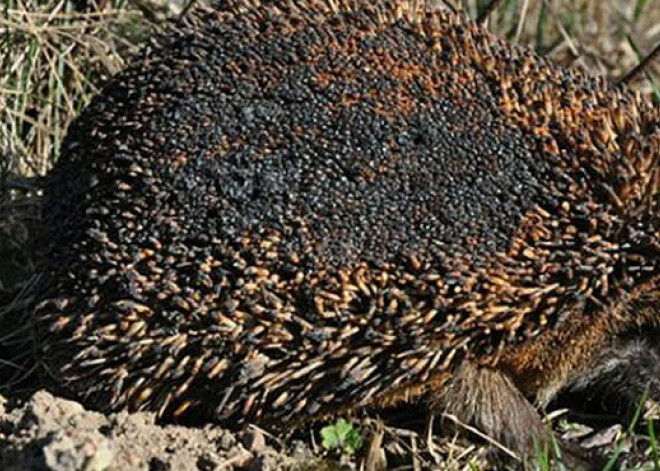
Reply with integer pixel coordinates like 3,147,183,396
0,390,329,471
3,388,658,470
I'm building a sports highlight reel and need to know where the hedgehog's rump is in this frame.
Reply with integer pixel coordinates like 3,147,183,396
35,0,660,437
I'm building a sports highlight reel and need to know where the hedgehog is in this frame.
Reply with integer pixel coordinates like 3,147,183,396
32,0,660,465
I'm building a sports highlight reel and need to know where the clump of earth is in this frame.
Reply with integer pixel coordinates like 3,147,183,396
0,390,332,471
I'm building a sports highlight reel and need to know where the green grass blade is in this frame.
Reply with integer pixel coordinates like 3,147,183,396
649,419,660,471
635,0,650,24
601,440,625,471
535,1,548,55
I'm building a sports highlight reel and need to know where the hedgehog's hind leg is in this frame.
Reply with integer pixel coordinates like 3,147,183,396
429,362,596,469
432,362,548,457
429,361,601,470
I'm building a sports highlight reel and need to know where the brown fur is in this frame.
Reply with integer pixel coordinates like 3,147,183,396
385,278,660,467
431,278,660,465
500,278,660,403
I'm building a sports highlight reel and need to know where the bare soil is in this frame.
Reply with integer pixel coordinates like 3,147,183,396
0,390,328,471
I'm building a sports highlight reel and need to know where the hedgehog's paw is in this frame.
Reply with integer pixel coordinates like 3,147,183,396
431,362,593,469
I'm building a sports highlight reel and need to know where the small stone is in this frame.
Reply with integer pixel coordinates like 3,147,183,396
149,457,171,471
217,431,236,451
42,430,114,471
196,453,218,471
242,429,266,453
84,439,115,471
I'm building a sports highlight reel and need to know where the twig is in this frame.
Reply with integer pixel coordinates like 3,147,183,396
426,414,443,465
441,412,521,462
540,0,581,63
214,450,253,469
246,423,286,450
618,40,660,86
476,0,505,25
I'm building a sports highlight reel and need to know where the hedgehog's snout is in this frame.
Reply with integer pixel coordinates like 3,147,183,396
559,332,660,419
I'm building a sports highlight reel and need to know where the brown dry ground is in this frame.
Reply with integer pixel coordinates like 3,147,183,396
0,390,333,471
2,1,660,470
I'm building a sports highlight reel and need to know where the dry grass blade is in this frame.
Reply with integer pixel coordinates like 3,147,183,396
541,0,580,60
363,421,386,471
0,175,37,191
619,40,660,86
426,414,443,465
380,424,433,469
441,413,520,462
468,0,660,82
0,0,159,418
514,0,530,43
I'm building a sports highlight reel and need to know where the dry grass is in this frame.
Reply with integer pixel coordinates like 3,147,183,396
465,0,660,96
1,0,660,469
0,0,170,300
1,0,148,177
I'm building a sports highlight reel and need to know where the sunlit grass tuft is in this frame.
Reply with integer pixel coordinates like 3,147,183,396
1,0,150,177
